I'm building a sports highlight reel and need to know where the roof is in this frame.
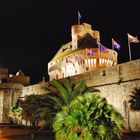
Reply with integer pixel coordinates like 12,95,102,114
16,70,25,76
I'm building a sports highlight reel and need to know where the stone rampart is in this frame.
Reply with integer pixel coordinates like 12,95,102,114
70,59,140,131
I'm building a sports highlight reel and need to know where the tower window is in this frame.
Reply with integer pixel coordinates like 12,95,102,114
86,67,89,71
100,70,106,76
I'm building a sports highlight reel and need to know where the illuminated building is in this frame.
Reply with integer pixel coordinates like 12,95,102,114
0,67,30,123
48,23,117,80
0,23,140,131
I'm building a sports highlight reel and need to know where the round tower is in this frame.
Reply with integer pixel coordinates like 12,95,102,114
9,70,30,86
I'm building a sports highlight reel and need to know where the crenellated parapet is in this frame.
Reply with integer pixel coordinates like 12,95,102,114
71,23,100,50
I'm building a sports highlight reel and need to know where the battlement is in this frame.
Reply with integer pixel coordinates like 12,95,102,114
70,59,140,87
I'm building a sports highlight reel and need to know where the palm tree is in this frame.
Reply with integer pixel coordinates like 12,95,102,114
53,93,124,140
129,87,140,111
40,78,98,127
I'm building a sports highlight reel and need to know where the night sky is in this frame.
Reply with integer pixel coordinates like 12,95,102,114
0,0,140,84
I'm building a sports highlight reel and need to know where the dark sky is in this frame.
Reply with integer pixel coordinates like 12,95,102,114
0,0,140,84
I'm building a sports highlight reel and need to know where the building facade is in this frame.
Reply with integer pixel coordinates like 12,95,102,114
0,23,140,132
0,66,30,123
48,23,117,80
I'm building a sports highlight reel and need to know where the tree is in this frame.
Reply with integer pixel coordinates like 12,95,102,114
41,78,97,127
19,94,50,126
53,93,124,140
18,94,50,138
19,95,40,127
9,106,23,124
129,87,140,111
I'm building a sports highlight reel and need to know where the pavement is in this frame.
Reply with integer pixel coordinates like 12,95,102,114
0,129,30,140
0,129,140,140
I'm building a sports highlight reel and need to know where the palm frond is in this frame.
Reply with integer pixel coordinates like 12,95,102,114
72,80,87,99
129,87,140,111
53,93,123,140
63,78,73,95
51,79,70,105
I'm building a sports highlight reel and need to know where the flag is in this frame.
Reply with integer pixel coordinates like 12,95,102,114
112,39,121,50
99,43,108,53
128,33,139,43
86,48,94,56
78,10,81,19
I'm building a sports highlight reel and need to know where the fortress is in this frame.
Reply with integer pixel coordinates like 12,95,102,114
48,23,117,80
0,23,140,131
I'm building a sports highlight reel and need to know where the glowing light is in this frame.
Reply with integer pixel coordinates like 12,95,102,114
85,59,88,65
91,59,93,66
99,58,102,65
102,59,105,63
93,59,96,67
88,59,90,66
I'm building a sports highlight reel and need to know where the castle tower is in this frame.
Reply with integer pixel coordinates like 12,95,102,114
9,70,30,86
48,23,117,81
0,67,30,123
71,23,100,50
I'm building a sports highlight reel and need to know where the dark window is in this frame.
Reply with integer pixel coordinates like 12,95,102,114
102,70,106,76
86,67,89,71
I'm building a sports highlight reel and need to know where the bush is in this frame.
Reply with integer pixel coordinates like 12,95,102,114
53,93,123,140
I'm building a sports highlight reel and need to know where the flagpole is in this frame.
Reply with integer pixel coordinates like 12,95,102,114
77,10,81,25
78,16,80,25
112,39,114,50
78,11,80,25
127,33,132,61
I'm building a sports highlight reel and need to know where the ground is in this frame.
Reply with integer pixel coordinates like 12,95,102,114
0,129,54,140
0,129,140,140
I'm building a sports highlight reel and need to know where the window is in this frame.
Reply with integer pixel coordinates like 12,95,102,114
86,67,89,71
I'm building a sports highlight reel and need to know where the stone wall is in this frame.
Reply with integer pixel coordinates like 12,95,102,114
0,91,4,122
22,81,48,97
70,59,140,131
0,83,23,123
9,75,30,86
70,59,140,86
96,80,140,131
18,59,140,130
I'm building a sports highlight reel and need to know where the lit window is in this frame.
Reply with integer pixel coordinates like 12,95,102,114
91,59,93,66
88,59,90,66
